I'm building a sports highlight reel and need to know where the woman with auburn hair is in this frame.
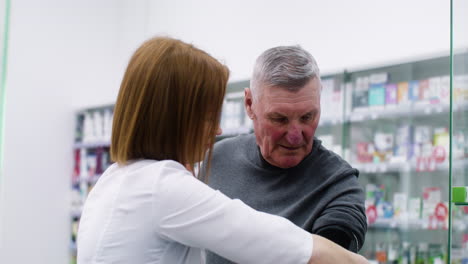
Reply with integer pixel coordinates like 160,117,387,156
77,37,368,264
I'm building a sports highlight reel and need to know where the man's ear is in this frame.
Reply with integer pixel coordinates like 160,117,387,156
244,87,255,119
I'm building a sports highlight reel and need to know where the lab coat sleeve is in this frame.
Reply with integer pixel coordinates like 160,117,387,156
153,160,313,264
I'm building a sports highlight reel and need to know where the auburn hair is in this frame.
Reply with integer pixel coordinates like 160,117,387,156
111,37,228,177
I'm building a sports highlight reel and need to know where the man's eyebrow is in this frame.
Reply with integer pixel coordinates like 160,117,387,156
267,112,286,117
303,110,317,116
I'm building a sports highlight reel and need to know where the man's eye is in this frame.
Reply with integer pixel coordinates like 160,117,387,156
301,115,312,122
272,117,287,123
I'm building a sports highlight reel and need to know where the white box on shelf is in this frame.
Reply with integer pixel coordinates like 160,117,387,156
428,76,442,104
82,112,94,143
92,111,104,142
103,109,113,142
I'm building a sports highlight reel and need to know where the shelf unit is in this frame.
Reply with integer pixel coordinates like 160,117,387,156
319,52,468,263
70,105,113,264
223,51,468,263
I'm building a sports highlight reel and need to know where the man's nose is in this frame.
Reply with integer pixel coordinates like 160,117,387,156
285,126,302,146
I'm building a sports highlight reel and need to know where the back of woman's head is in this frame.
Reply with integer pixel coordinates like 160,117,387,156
111,37,229,168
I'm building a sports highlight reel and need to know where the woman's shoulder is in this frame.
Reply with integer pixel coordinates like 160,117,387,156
124,159,188,175
105,159,192,187
138,160,193,184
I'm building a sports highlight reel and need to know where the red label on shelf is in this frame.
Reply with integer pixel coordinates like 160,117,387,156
366,205,377,224
432,146,446,163
434,202,448,222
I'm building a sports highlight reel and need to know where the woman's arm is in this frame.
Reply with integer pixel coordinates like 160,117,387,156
153,161,368,264
309,235,368,264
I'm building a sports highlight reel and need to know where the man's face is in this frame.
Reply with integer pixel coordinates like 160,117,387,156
245,78,321,169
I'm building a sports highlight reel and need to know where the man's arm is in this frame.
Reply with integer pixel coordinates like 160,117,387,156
311,171,367,252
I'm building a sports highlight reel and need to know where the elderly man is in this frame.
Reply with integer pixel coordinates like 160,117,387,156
203,45,367,264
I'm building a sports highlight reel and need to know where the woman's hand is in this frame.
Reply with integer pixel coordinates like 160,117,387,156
308,234,369,264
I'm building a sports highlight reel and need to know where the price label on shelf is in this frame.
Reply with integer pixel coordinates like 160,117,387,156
366,205,378,224
432,146,446,163
434,202,448,222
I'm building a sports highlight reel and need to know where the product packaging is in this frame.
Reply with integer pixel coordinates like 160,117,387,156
422,187,441,229
393,192,408,221
428,76,442,104
409,80,420,102
393,125,413,161
92,111,104,141
103,109,113,142
369,84,386,107
385,83,398,106
453,131,466,159
419,79,430,103
433,127,449,164
439,75,450,105
357,142,374,163
374,132,394,162
453,75,468,104
352,77,370,111
408,197,421,220
82,112,94,143
413,126,432,158
397,81,410,105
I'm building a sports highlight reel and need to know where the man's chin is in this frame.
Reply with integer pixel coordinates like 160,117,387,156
272,158,302,169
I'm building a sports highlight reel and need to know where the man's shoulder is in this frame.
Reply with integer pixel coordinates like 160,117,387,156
213,133,255,153
205,134,255,186
310,138,358,177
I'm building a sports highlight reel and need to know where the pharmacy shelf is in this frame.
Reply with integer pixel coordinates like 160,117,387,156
348,102,450,123
274,104,450,128
369,218,421,230
73,141,110,149
317,102,468,127
354,161,410,174
353,158,468,174
368,218,450,231
369,218,468,232
318,117,344,126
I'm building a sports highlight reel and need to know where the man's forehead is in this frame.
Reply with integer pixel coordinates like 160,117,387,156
263,81,319,97
261,89,319,104
262,99,318,114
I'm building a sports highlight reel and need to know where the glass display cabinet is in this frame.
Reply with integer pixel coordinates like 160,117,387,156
449,0,468,263
313,52,455,263
70,105,114,264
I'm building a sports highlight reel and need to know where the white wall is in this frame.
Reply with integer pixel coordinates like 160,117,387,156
0,0,148,263
149,0,450,81
0,0,7,72
0,0,453,263
69,0,152,109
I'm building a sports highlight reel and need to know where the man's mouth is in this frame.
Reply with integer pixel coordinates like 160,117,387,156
280,145,301,150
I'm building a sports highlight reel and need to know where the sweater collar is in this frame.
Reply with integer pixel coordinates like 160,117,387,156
246,134,322,172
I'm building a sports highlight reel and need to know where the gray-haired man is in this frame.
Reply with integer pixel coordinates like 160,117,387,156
203,46,367,264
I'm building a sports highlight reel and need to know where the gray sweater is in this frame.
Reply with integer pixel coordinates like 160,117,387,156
202,134,367,264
